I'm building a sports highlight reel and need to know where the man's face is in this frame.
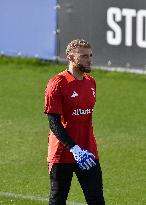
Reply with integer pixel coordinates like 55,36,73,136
69,47,93,73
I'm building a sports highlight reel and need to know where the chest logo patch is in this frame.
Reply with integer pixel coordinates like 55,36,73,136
71,91,78,98
91,88,96,97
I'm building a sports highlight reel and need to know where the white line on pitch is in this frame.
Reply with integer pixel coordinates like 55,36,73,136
0,192,86,205
0,192,48,202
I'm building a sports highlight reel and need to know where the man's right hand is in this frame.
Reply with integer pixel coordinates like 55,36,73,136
70,145,96,170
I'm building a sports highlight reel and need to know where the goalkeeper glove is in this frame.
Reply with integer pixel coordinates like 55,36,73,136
70,145,96,170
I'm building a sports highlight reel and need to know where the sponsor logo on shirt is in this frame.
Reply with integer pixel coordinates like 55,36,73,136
72,108,93,115
71,91,78,98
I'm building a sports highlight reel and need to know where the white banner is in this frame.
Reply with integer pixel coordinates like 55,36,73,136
0,0,57,59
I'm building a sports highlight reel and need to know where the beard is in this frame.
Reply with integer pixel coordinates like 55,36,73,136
77,63,91,73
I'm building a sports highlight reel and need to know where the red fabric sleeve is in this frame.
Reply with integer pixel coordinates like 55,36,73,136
44,76,63,114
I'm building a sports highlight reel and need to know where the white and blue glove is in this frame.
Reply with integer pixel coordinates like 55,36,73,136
70,145,96,170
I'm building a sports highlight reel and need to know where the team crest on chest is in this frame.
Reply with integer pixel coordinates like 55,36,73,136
71,91,78,98
91,88,96,97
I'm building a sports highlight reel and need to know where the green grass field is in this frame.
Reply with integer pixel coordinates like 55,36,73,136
0,56,146,205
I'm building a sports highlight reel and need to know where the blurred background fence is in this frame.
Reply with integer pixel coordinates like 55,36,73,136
0,0,146,71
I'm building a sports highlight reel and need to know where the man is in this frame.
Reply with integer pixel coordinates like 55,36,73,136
44,39,105,205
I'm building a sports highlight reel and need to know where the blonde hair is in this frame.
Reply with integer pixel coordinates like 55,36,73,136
66,39,91,55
